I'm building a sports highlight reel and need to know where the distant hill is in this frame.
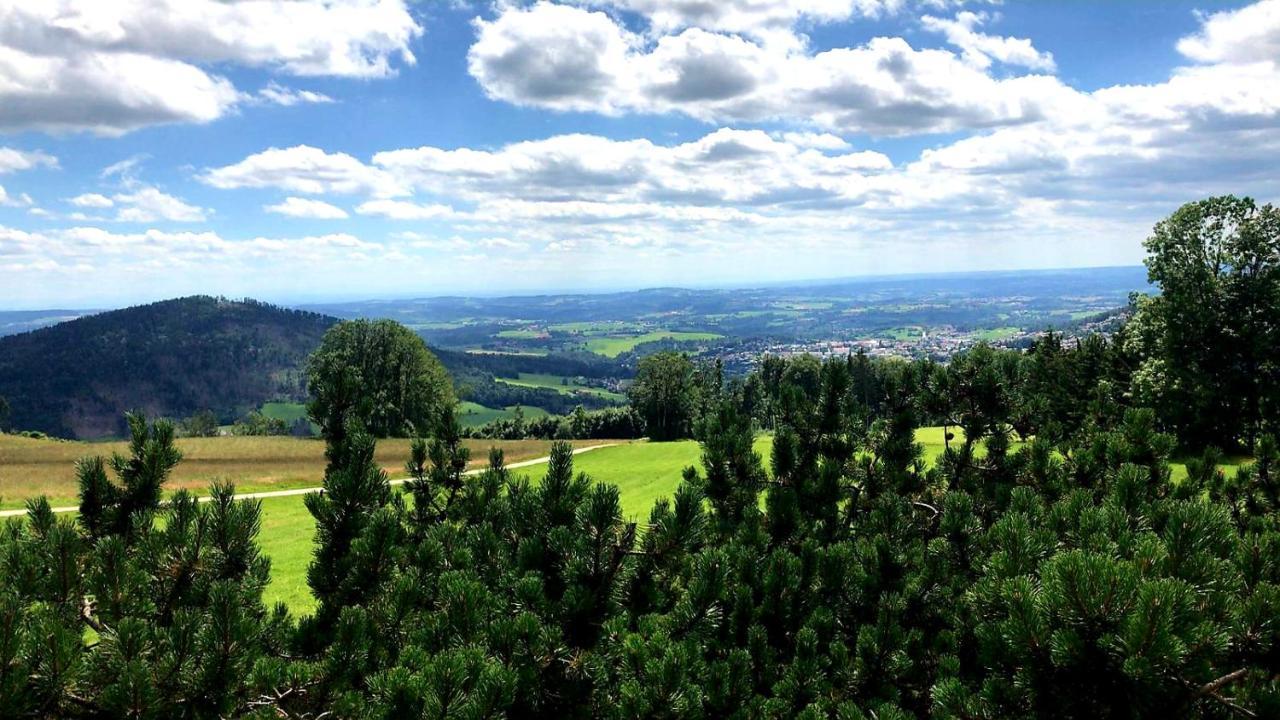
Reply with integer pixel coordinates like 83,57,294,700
0,297,336,438
0,309,94,337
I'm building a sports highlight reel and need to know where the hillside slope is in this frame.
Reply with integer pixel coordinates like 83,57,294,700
0,297,335,438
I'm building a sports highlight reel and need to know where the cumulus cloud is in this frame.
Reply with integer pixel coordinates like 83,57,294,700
468,2,1075,135
0,223,380,267
201,145,404,196
265,196,349,219
67,193,113,208
0,185,34,207
371,127,894,206
920,12,1056,71
0,0,420,134
576,0,951,49
254,82,335,107
355,200,457,219
1177,0,1280,64
112,187,208,222
0,147,58,173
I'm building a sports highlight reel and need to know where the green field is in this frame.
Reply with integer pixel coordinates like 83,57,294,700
260,401,309,424
548,321,642,333
583,331,722,357
495,372,627,402
458,401,549,427
878,326,924,341
496,328,544,339
972,326,1021,341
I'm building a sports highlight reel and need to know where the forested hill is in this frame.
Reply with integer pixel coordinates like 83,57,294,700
0,296,335,438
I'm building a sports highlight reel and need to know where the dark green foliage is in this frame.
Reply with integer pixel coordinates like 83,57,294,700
247,351,1274,718
464,404,644,440
306,319,455,439
304,417,394,628
0,296,333,438
178,409,220,438
0,418,279,717
232,410,288,436
628,351,700,441
77,413,182,542
1129,195,1280,451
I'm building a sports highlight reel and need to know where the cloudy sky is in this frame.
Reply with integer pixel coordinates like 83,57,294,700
1,0,1278,307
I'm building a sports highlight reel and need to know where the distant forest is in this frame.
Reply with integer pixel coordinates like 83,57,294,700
0,297,333,438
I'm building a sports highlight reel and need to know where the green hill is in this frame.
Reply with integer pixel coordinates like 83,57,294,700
0,296,336,438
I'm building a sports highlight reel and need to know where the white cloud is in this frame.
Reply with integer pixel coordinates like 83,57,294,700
778,131,851,150
112,187,208,222
101,155,148,180
0,147,58,173
0,185,34,207
254,82,335,107
920,12,1056,71
265,196,349,219
201,145,404,196
1177,0,1280,64
68,192,114,208
371,127,894,205
0,0,420,134
469,3,640,114
577,0,932,50
355,199,456,219
467,2,1076,135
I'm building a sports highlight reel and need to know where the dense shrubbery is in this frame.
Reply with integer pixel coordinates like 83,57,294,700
5,352,1278,717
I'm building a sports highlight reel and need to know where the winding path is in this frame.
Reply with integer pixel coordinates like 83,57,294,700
0,442,619,518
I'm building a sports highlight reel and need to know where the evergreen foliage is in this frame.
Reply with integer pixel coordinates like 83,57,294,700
0,296,333,438
1,415,281,717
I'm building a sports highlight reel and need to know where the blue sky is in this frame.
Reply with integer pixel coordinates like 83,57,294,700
0,0,1276,308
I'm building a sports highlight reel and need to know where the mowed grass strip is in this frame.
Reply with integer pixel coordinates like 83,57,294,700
0,434,601,510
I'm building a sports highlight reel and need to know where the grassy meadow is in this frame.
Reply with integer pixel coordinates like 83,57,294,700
458,400,550,427
0,433,592,510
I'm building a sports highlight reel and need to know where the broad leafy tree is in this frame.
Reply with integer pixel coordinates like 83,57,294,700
627,351,700,441
1129,195,1280,451
306,319,455,440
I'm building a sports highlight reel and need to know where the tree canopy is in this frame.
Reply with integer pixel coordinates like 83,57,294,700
306,319,455,440
627,350,699,441
1128,195,1280,451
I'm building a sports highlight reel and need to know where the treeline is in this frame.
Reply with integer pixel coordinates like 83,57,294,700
432,346,624,380
433,347,626,415
464,405,644,440
627,197,1280,454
